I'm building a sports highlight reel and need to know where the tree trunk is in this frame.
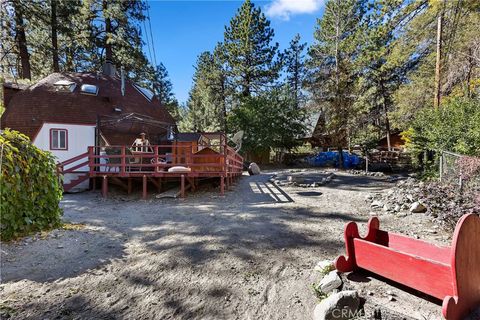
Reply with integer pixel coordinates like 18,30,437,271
221,78,227,133
13,0,31,80
380,82,391,151
103,0,113,62
338,145,344,169
434,14,443,108
385,112,391,151
51,0,60,72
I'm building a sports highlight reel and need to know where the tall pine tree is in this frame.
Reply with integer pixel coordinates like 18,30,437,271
223,0,280,98
308,0,367,167
283,33,307,108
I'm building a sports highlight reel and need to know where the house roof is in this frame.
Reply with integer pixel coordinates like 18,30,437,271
1,72,176,142
3,82,29,90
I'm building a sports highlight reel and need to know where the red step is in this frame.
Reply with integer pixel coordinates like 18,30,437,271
63,173,90,192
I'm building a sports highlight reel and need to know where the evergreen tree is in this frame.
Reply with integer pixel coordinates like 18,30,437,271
283,33,307,108
228,87,306,154
307,0,367,167
181,47,230,132
223,0,280,98
353,1,424,150
78,0,149,79
150,63,174,105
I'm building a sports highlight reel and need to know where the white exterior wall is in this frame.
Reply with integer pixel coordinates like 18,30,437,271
33,123,95,192
33,122,95,163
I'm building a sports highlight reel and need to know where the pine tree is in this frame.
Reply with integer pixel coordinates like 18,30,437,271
223,0,280,98
11,0,32,79
308,0,367,167
150,63,174,105
182,51,226,132
354,0,422,151
283,33,307,108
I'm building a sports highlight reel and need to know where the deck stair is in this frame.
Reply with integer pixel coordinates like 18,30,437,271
57,151,90,192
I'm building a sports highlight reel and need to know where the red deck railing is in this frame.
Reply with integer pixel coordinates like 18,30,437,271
58,133,244,197
86,142,243,178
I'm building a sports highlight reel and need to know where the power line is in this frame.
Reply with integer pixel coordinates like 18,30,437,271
146,4,157,68
143,18,154,68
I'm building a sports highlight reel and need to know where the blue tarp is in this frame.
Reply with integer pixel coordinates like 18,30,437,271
306,151,362,168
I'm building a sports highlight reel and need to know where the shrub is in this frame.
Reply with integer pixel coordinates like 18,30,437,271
408,97,480,158
0,129,63,240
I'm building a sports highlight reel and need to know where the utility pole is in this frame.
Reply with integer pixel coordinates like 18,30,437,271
434,13,443,108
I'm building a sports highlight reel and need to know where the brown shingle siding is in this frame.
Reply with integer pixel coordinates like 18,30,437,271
1,72,176,143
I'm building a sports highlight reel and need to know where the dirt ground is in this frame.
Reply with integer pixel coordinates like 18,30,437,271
0,169,452,320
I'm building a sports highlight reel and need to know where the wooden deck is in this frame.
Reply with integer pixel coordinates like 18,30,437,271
58,134,243,199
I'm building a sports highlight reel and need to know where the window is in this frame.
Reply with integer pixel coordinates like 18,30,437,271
133,83,154,101
54,80,76,92
50,129,68,150
80,84,99,95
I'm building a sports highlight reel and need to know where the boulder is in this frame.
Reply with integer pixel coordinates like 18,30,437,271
313,290,360,320
248,162,261,175
319,271,342,293
410,202,427,213
314,260,334,274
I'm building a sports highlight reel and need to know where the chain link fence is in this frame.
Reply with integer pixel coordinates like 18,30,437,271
440,151,480,192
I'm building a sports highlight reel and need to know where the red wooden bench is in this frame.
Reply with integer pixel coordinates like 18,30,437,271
335,213,480,320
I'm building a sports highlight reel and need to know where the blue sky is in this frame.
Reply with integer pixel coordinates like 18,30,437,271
143,0,325,104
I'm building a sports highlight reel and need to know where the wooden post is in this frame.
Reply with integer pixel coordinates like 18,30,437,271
121,146,126,176
92,177,96,191
127,178,132,194
102,175,108,198
142,175,147,200
158,178,162,193
180,174,185,198
88,146,94,175
154,145,158,173
439,152,443,182
220,176,225,195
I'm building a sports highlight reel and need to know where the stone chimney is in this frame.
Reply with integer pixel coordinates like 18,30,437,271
102,60,116,76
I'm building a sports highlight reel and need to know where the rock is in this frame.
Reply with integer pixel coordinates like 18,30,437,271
371,200,383,208
393,204,401,212
313,290,360,320
410,202,427,213
314,260,334,273
365,194,373,201
248,162,261,175
383,204,390,212
319,271,342,293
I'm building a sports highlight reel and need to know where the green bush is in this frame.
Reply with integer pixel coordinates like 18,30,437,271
0,129,63,240
408,97,480,157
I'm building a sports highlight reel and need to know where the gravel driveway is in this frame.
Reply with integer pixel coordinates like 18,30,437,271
0,170,449,319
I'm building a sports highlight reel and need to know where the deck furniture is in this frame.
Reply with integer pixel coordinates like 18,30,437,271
335,213,480,320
